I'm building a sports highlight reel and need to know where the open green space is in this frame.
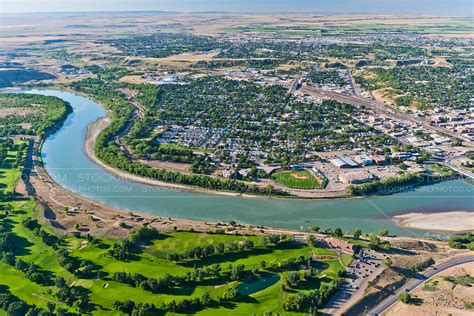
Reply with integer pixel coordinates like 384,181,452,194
272,169,322,189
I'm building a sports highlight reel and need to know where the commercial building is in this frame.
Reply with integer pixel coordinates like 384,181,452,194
330,157,359,168
353,154,374,166
339,170,376,184
326,237,359,255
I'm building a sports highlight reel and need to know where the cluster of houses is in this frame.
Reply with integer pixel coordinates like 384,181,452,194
308,67,355,94
145,72,188,85
429,106,474,142
356,110,456,160
157,126,225,148
358,113,419,139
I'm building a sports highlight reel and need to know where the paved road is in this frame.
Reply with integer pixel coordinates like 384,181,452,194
288,75,303,94
442,160,474,180
115,88,147,157
298,85,474,147
322,250,386,315
368,255,474,315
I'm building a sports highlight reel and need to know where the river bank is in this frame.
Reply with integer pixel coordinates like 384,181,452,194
27,137,348,239
84,117,269,199
26,89,474,235
394,211,474,232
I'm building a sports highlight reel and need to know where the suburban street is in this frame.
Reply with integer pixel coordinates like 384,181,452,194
368,255,474,315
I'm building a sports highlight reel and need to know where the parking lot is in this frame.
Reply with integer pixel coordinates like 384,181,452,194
322,249,387,315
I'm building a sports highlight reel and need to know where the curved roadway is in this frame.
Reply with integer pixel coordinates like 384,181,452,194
368,255,474,315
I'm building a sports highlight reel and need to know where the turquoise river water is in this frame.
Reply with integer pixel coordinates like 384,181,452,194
22,89,474,236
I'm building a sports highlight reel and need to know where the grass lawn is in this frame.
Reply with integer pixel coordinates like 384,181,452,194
340,253,353,267
310,244,338,256
0,144,23,194
199,257,345,315
1,200,340,315
0,263,51,309
272,169,322,189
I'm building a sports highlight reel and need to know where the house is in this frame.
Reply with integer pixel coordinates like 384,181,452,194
391,152,412,160
222,169,236,178
238,168,250,177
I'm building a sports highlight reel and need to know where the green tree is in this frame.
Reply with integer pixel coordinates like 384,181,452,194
334,227,343,238
47,302,56,313
398,292,411,304
286,271,300,287
353,228,362,240
383,257,393,268
201,292,212,305
7,301,28,316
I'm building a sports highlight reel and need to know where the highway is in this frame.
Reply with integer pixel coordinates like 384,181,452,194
368,255,474,315
297,85,474,147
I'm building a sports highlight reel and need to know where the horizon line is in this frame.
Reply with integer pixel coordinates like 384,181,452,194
1,10,471,16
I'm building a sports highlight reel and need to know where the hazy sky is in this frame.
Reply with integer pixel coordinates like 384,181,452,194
1,0,473,14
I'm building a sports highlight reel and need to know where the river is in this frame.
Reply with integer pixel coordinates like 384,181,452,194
24,89,474,236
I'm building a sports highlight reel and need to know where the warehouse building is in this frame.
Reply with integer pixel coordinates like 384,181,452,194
353,154,374,166
330,157,359,168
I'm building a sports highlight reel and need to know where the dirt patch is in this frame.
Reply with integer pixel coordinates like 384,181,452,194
291,173,310,180
139,159,193,175
130,52,218,68
371,88,401,106
385,262,474,316
0,36,63,43
424,33,474,38
432,57,452,68
0,108,36,118
119,75,148,84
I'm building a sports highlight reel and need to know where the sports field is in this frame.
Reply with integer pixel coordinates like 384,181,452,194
272,169,322,189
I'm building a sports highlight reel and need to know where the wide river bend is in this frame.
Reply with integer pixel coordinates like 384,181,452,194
24,89,474,236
